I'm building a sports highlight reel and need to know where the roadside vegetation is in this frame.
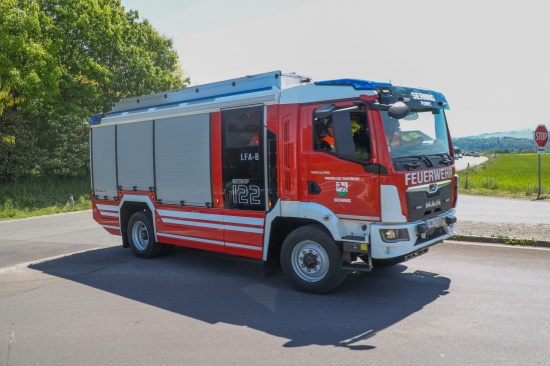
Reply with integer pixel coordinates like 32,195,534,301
457,153,550,198
0,176,90,221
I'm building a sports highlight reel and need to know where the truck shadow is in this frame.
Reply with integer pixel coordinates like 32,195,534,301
29,246,450,350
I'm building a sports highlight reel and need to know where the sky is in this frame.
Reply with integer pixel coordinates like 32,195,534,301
120,0,549,137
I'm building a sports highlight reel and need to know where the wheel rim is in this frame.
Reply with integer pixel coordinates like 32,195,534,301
131,220,149,251
291,240,329,282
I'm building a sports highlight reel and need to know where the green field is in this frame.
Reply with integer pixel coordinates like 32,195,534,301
457,154,550,198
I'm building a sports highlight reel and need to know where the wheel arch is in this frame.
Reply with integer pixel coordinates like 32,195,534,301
264,216,334,266
119,196,156,248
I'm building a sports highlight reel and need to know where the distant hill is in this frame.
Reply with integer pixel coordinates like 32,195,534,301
463,129,533,139
452,129,540,153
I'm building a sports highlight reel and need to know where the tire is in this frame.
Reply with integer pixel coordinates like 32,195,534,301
127,211,163,259
280,225,348,294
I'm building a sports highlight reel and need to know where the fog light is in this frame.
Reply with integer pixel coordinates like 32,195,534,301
380,228,410,243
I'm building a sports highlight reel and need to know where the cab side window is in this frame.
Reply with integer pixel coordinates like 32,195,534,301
313,112,371,160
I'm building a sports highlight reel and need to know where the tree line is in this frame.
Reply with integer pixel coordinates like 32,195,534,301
453,136,541,154
0,0,188,182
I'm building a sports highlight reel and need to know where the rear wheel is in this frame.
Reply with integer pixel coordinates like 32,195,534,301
127,211,163,258
280,225,348,294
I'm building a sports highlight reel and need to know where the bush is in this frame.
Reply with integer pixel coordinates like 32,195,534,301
0,111,89,182
0,110,42,182
37,115,89,177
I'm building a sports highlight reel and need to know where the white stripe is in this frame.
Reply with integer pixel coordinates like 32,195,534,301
157,209,264,226
101,224,120,230
157,233,224,246
225,242,262,251
337,214,380,221
161,218,263,234
162,218,224,230
100,211,120,217
96,204,120,212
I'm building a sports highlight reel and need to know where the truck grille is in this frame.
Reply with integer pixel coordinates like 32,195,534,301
405,181,452,222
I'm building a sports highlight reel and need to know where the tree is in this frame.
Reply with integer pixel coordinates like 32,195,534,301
0,0,61,115
0,0,188,117
38,0,188,116
0,0,189,181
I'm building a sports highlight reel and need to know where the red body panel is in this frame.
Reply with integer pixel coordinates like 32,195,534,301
93,200,120,235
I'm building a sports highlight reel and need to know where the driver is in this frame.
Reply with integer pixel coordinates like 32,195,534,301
384,118,402,148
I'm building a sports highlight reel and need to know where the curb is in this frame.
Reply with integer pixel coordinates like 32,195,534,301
448,235,550,248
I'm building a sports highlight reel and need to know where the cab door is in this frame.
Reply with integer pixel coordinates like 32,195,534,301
221,106,267,258
306,104,382,221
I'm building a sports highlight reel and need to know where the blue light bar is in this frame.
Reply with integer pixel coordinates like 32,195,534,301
315,78,393,90
89,114,103,125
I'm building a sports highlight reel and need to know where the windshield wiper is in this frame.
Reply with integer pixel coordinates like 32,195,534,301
429,153,453,165
397,155,434,168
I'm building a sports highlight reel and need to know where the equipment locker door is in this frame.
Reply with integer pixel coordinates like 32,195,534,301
221,106,267,258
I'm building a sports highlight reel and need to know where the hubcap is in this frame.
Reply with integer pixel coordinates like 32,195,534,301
131,221,149,251
291,240,329,282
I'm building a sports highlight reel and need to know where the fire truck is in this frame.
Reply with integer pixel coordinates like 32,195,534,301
89,71,457,294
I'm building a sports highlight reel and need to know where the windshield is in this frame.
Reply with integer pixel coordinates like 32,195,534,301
381,108,451,159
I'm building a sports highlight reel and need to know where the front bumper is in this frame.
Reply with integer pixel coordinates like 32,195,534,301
370,209,456,259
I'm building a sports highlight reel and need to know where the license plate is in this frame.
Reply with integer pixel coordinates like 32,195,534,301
425,216,443,229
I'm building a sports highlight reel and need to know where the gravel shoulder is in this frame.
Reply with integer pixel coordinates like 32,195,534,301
454,220,550,246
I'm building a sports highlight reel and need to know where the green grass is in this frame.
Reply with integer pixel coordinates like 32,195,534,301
0,176,91,221
457,154,550,198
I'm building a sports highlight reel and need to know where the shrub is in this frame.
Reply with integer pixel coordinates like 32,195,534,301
37,115,89,177
0,110,42,182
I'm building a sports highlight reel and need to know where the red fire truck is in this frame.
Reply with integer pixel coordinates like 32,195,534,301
89,71,457,293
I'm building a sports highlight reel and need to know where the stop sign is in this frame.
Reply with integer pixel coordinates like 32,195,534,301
534,124,548,148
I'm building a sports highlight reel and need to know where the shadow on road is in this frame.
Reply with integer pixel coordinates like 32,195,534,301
30,246,450,350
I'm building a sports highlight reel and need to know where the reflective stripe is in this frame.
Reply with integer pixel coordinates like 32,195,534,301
225,242,262,251
96,204,120,212
101,224,120,230
157,209,264,226
161,218,263,233
157,232,224,246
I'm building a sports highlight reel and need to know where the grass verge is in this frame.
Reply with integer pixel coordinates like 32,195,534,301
457,154,550,199
0,176,91,221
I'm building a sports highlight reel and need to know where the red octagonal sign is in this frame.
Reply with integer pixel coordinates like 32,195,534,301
535,124,548,148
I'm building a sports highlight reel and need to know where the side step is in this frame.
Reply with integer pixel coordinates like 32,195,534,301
341,260,372,272
341,249,372,272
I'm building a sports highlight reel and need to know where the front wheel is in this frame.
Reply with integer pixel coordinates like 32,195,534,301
127,211,163,259
280,225,348,294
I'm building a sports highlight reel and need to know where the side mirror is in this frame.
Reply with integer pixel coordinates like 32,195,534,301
388,102,410,119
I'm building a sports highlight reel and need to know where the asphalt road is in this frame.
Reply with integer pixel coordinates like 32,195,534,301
454,155,488,171
1,212,550,365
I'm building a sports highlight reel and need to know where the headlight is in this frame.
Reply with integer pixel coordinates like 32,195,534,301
380,228,410,242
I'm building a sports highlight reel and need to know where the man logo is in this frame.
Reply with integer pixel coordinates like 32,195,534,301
429,183,438,193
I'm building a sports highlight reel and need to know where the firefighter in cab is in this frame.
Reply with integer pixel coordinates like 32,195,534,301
320,120,335,151
384,118,402,148
320,119,362,152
